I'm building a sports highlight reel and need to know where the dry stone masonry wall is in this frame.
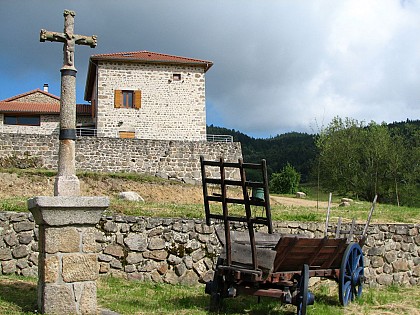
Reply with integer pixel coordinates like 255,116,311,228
96,62,207,141
0,211,419,287
0,133,242,181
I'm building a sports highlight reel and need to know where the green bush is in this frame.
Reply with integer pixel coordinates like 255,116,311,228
269,163,301,194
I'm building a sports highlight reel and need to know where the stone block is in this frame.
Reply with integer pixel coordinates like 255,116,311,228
168,254,182,265
413,265,420,277
148,227,164,237
148,237,165,250
99,263,110,274
62,254,98,282
43,284,77,314
175,262,186,277
18,232,33,245
82,227,102,253
12,245,29,259
110,258,122,269
9,213,28,222
13,221,35,233
164,269,179,285
377,274,393,285
124,234,147,252
150,270,162,282
138,260,156,272
0,248,12,261
392,259,409,272
191,249,206,262
143,250,167,261
103,244,124,258
179,270,199,285
44,255,59,283
4,233,18,246
125,252,143,265
28,196,109,226
79,281,97,314
1,260,16,274
45,227,80,254
103,221,118,233
157,262,168,275
124,264,136,273
384,252,397,264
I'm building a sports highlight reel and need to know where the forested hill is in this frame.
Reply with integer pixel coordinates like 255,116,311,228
207,119,420,183
206,125,317,182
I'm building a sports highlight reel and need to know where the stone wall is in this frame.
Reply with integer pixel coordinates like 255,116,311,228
0,211,419,287
0,133,242,181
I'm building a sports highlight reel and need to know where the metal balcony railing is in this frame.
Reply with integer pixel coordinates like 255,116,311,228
76,127,97,137
206,134,233,142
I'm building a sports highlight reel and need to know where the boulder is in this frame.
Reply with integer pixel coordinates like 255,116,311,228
339,201,351,207
118,191,144,202
296,192,306,198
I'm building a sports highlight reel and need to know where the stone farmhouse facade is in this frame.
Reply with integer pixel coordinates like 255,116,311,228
85,51,213,140
0,51,213,141
0,86,91,135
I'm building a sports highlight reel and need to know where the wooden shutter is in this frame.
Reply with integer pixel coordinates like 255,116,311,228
114,90,122,108
134,90,141,109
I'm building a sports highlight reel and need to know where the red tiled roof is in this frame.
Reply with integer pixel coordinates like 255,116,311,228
2,89,60,102
0,101,91,115
90,50,213,71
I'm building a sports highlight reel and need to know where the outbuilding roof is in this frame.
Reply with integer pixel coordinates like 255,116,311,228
0,89,91,116
2,89,60,102
0,101,91,116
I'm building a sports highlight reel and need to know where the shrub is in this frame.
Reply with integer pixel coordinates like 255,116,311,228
269,163,301,194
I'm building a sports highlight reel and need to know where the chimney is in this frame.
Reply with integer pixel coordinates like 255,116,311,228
43,84,49,93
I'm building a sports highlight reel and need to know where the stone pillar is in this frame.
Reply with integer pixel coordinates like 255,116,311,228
28,196,109,315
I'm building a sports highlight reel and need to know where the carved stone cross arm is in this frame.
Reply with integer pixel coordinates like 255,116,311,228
40,30,97,48
39,10,97,69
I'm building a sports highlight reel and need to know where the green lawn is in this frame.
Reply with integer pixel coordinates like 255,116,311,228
0,275,418,315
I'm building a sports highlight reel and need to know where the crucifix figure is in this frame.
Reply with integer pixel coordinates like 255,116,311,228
40,10,97,196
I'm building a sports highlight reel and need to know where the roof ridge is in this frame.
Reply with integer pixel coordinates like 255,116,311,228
91,50,213,64
2,89,60,102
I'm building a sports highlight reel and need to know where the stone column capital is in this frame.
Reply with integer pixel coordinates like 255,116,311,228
28,196,109,226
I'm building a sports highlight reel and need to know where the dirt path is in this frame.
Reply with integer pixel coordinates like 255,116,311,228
270,195,337,208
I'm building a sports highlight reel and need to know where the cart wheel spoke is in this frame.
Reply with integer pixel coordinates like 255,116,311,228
339,243,364,306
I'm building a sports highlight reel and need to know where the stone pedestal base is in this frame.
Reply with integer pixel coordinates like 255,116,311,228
28,196,109,315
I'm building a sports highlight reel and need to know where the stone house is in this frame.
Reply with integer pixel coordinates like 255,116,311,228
0,85,91,135
84,51,213,140
1,50,213,141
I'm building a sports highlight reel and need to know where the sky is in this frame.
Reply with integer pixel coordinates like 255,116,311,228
1,0,420,138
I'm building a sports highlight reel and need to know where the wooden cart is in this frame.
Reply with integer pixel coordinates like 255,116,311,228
200,156,376,315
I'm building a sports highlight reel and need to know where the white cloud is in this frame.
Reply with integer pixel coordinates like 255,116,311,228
1,0,420,137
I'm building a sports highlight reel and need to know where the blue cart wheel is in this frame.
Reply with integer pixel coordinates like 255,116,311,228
296,264,309,315
339,243,364,306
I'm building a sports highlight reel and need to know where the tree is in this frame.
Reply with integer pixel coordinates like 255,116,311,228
315,116,419,205
270,163,301,194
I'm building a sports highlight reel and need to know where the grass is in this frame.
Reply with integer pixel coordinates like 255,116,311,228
1,275,417,315
0,167,419,223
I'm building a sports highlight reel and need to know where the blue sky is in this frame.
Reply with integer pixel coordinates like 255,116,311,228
1,0,420,138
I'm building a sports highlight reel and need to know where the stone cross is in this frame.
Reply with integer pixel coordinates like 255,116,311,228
40,10,97,196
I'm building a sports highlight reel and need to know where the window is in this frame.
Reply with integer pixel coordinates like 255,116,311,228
122,91,133,108
173,74,181,81
4,115,40,126
114,90,141,109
